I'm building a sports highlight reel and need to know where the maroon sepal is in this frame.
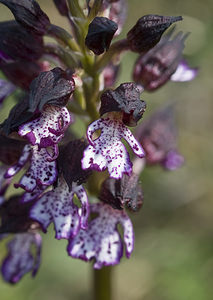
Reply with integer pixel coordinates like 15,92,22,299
57,139,92,190
0,0,50,35
0,96,36,135
0,21,44,62
135,104,178,165
127,14,182,53
85,17,118,55
100,82,146,126
0,60,44,90
0,134,26,165
28,67,75,112
0,195,40,234
53,0,69,17
99,173,143,211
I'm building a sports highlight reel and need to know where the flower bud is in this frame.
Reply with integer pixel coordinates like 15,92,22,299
100,82,146,126
0,0,50,35
0,21,44,62
127,14,182,53
85,17,118,55
133,32,188,91
135,104,184,170
99,173,143,211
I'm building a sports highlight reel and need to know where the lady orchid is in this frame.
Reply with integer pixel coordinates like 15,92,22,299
68,203,134,269
18,105,72,149
30,177,89,239
82,113,145,179
0,1,197,298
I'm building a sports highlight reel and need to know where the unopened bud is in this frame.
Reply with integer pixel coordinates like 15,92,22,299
127,14,182,53
133,31,189,91
85,17,118,55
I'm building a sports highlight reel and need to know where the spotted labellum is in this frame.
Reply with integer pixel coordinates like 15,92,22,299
30,178,89,239
5,144,58,192
1,233,42,284
68,203,134,269
18,105,72,149
82,115,145,179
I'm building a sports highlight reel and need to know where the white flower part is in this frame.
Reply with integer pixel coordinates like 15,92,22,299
68,203,134,269
82,117,145,179
21,185,47,203
14,145,57,192
18,106,72,148
1,233,42,284
171,60,198,82
30,179,89,239
4,144,31,178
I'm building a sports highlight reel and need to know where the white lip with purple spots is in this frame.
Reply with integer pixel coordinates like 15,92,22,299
68,203,134,269
82,116,145,179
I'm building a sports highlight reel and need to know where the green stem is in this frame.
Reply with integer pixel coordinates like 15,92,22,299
95,39,129,71
67,0,85,19
93,267,112,300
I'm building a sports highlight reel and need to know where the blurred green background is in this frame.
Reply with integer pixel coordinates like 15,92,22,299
0,0,213,299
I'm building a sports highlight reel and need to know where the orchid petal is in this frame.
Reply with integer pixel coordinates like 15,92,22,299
19,106,72,148
30,180,89,239
68,203,134,269
1,233,42,284
171,60,198,82
15,146,57,192
82,117,144,179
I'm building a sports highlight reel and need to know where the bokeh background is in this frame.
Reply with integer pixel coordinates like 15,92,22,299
0,0,213,299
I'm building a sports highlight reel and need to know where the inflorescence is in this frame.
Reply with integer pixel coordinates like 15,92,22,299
0,0,197,283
